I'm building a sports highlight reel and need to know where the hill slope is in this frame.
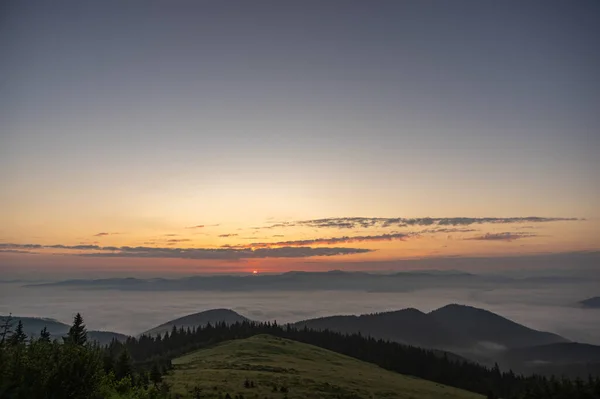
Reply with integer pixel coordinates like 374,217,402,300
142,308,248,337
167,334,483,399
293,308,468,349
429,304,567,348
579,296,600,308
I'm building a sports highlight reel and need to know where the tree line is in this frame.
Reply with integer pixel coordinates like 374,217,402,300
0,313,171,398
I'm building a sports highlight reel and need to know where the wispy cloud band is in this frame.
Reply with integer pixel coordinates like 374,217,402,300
264,216,581,229
0,243,371,259
234,232,413,249
465,232,538,242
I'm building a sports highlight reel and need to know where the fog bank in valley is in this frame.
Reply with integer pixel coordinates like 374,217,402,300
1,278,598,345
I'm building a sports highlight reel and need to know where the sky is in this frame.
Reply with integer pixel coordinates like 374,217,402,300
1,1,599,275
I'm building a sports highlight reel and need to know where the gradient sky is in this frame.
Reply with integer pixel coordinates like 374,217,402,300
1,1,599,275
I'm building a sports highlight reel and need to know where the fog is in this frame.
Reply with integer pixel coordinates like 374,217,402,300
1,281,598,344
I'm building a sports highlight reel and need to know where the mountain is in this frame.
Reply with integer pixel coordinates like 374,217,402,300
294,308,469,349
141,308,249,336
578,296,600,308
294,304,568,356
23,270,517,292
0,316,69,337
0,315,129,346
429,304,568,348
166,334,482,399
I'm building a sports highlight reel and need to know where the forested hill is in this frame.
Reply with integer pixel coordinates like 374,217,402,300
114,320,599,398
293,304,567,351
141,308,248,337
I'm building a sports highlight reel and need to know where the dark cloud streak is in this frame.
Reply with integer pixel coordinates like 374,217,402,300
465,232,538,242
263,217,581,230
0,242,371,260
235,232,413,249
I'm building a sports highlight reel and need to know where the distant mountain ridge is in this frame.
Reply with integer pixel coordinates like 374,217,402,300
26,269,589,292
0,315,129,345
293,304,568,353
429,304,566,348
578,296,600,308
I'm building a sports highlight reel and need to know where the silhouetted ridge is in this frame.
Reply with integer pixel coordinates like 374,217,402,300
294,307,465,348
294,304,567,354
579,296,600,308
429,304,568,348
142,308,248,336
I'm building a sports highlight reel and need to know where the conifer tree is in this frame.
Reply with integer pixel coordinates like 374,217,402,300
65,313,87,345
39,326,51,342
0,314,13,345
8,320,27,345
150,362,162,386
115,349,133,380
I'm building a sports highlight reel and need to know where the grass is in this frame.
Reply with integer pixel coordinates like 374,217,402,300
166,334,483,399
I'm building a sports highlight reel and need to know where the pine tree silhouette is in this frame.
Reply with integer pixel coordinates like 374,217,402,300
64,313,87,345
8,320,27,345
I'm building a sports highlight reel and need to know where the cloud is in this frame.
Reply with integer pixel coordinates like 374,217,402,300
263,217,581,230
80,246,371,259
233,232,414,249
94,232,120,237
167,239,191,243
465,232,538,242
0,249,38,254
421,228,478,234
0,244,42,249
163,234,178,237
218,234,238,238
185,225,205,229
0,242,371,260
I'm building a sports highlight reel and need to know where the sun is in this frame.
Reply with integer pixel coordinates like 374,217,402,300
252,270,258,275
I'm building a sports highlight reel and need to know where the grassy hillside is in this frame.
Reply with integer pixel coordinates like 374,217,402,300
167,334,483,399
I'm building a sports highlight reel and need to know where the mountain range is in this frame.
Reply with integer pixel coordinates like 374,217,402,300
24,269,595,292
4,304,599,377
293,304,567,352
